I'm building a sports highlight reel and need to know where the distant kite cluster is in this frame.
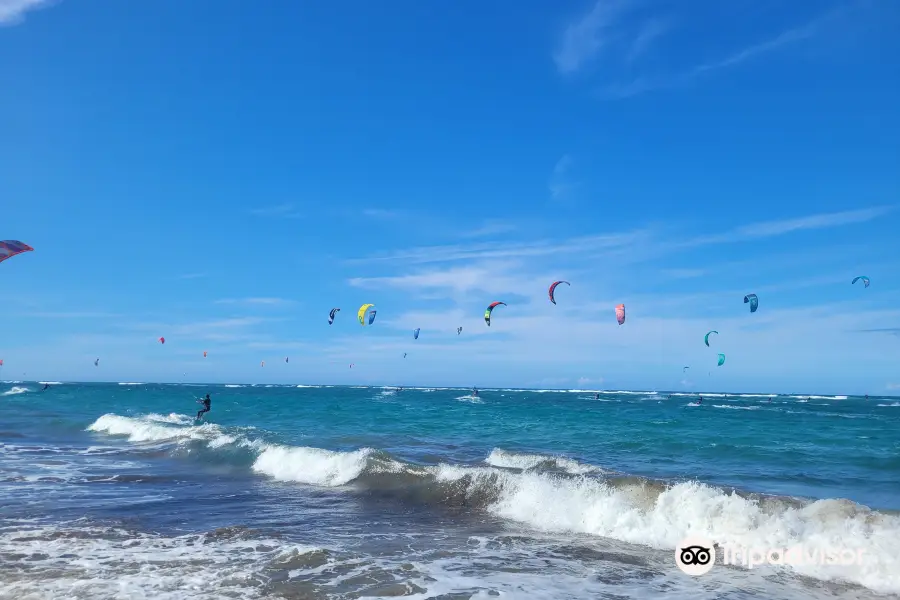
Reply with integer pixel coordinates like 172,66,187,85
0,240,874,375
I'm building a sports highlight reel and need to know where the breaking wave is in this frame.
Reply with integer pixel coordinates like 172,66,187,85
85,413,900,594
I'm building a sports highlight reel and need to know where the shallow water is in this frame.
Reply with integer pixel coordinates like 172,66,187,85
1,382,899,598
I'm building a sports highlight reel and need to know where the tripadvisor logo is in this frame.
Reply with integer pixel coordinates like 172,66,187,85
675,536,867,576
675,537,716,575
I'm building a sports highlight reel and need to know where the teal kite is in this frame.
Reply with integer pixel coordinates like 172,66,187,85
744,293,758,313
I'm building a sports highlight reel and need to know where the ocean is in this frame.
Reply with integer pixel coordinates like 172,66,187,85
1,381,899,599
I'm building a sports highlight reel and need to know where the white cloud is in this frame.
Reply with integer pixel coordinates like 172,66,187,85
332,201,899,391
886,383,900,391
346,206,887,268
553,0,631,74
325,299,900,392
0,0,52,26
626,18,669,63
346,228,653,266
600,7,845,99
730,206,892,238
348,262,545,298
549,154,579,201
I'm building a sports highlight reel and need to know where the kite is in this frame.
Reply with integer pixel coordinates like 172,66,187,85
329,308,341,324
549,280,570,305
158,337,165,345
717,353,726,367
852,276,870,288
683,366,689,372
0,240,33,265
484,301,506,326
203,351,207,358
285,357,289,363
261,361,265,367
615,304,625,325
414,328,420,340
457,326,462,335
403,353,407,358
94,358,99,366
744,293,759,313
704,331,718,347
358,303,376,326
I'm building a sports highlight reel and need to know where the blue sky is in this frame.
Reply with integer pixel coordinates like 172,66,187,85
1,0,898,393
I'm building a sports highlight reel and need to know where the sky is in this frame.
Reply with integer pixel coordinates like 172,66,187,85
1,0,899,393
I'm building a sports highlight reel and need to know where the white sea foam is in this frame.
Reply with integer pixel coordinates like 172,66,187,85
251,445,379,486
486,448,600,475
2,386,30,396
86,414,236,449
429,460,900,595
0,522,319,600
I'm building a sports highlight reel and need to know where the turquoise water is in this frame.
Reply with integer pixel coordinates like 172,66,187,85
2,381,899,599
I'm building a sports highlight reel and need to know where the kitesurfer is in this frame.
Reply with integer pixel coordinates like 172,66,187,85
697,396,703,405
41,383,50,391
196,394,211,420
472,387,479,398
594,392,599,400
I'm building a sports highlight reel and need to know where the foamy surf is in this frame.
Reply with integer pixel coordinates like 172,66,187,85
2,386,30,396
486,448,600,475
428,461,900,594
251,445,384,486
0,521,320,600
86,414,237,448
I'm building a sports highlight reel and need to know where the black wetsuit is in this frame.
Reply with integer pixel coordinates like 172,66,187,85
197,396,211,420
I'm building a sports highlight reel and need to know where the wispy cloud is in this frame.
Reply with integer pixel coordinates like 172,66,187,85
549,154,579,202
680,206,892,248
887,383,900,391
553,0,631,74
250,203,302,218
348,261,545,297
214,297,296,307
461,220,518,238
0,0,52,26
626,18,670,63
600,8,841,99
345,228,653,266
347,206,885,267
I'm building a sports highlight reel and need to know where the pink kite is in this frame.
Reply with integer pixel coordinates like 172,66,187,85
615,303,625,325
